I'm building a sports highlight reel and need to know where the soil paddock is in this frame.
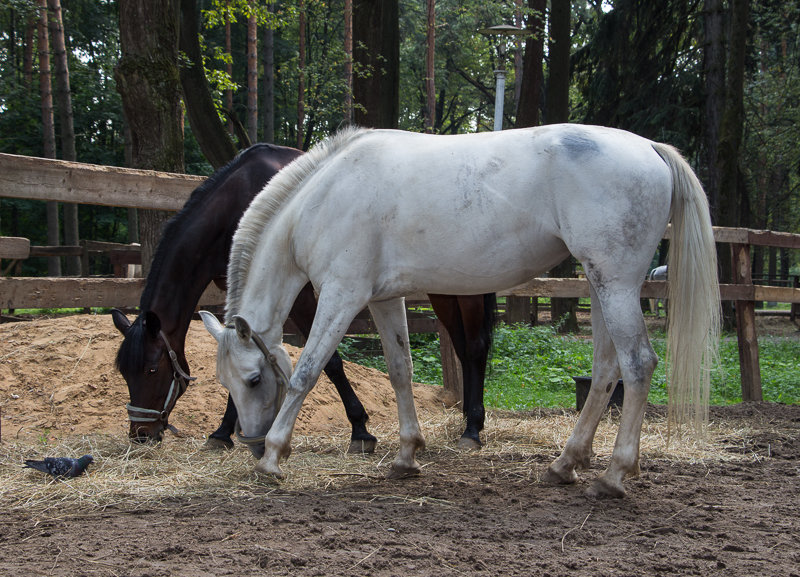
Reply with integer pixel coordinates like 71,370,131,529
0,314,799,576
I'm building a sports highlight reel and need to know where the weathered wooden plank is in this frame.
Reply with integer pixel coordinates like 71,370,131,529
0,237,30,259
753,285,800,304
0,277,225,310
747,229,800,249
0,152,204,210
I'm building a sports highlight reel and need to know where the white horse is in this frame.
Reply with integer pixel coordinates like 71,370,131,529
201,124,720,498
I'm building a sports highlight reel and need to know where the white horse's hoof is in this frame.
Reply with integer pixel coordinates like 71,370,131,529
541,464,578,485
255,456,284,480
585,476,626,498
386,462,421,480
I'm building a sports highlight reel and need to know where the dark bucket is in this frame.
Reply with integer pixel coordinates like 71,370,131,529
572,376,624,411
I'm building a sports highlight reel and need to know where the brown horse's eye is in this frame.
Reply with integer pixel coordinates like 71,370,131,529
147,367,158,375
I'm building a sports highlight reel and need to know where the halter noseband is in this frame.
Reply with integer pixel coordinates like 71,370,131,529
126,330,197,427
229,325,289,447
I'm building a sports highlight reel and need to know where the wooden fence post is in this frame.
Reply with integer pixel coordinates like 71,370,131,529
731,242,762,401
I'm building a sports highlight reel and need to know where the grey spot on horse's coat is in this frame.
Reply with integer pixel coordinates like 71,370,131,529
560,132,600,157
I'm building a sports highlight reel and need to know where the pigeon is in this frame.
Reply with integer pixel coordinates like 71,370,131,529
23,454,94,478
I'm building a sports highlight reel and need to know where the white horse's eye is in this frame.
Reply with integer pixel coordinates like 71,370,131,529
248,374,261,388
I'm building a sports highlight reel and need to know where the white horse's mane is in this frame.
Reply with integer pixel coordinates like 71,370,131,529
225,125,369,321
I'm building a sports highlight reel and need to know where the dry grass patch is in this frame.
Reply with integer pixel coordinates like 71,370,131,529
0,407,762,519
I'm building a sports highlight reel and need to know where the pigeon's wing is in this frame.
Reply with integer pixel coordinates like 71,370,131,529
24,460,51,474
45,457,76,477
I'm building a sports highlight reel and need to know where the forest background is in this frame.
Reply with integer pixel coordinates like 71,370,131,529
0,0,798,299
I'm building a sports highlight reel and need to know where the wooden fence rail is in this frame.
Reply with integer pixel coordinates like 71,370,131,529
2,152,800,404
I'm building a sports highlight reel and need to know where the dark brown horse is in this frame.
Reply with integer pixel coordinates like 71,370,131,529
112,143,494,452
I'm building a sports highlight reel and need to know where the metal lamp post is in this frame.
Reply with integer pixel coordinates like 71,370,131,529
478,24,532,131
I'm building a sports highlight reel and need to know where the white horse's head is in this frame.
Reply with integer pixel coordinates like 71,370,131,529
200,311,290,458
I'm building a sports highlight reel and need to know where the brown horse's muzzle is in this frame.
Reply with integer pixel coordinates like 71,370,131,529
129,421,165,443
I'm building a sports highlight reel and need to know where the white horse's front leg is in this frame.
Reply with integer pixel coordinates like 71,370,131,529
369,298,425,479
256,295,365,478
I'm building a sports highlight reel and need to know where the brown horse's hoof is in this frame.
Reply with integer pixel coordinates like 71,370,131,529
456,436,482,451
203,436,234,451
347,438,377,454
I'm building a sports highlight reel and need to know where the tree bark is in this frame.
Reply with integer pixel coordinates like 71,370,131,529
246,2,258,144
263,1,276,141
48,0,80,275
424,0,435,132
545,0,576,332
38,0,60,276
179,0,238,170
114,0,184,276
225,3,234,136
702,0,724,221
343,0,353,125
353,0,399,129
514,0,545,128
716,0,749,330
297,0,306,148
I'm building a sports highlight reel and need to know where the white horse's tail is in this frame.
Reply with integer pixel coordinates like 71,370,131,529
652,142,721,438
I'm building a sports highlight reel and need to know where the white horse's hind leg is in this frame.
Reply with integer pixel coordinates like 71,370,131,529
585,289,656,498
368,298,425,479
543,286,621,485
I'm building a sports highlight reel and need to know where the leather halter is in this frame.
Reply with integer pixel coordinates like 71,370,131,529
125,330,197,427
229,327,289,447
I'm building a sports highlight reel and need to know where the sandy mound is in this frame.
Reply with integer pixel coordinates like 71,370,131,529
0,314,448,442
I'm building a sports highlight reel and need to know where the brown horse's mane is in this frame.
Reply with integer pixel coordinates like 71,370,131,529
225,126,369,321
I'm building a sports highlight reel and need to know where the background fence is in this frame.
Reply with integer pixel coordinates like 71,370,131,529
2,152,799,404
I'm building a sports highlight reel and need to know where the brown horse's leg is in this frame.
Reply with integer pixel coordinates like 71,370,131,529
290,283,377,454
430,293,494,449
205,394,237,450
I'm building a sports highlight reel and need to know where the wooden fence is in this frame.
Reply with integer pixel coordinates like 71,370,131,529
2,152,800,404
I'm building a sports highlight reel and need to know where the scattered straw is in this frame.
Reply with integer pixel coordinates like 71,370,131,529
0,407,766,520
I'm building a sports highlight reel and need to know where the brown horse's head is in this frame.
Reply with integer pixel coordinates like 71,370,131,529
112,309,187,443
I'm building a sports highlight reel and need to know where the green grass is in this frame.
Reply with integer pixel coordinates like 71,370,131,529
338,323,800,409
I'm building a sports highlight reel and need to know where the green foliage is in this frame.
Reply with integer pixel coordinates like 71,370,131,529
340,323,800,410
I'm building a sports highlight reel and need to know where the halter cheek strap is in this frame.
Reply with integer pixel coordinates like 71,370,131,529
228,326,289,446
125,330,197,426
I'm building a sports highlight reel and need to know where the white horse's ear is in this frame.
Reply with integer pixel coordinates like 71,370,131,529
232,315,252,342
199,310,224,342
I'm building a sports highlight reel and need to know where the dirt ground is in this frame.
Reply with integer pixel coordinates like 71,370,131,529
1,313,798,576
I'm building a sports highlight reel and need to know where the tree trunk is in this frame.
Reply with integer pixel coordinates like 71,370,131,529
353,0,399,129
179,0,237,170
343,0,353,125
716,0,749,330
424,0,435,132
297,0,306,148
24,14,36,88
246,2,258,144
515,0,545,128
114,0,184,277
48,0,80,275
38,0,60,276
545,0,576,333
225,3,234,136
263,1,276,141
702,0,724,221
